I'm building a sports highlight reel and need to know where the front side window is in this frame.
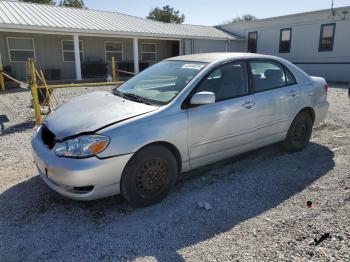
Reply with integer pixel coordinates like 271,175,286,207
114,61,207,105
279,28,292,53
319,23,336,52
247,32,257,53
195,62,248,102
250,61,296,92
105,41,123,62
7,37,35,62
141,43,156,62
62,40,84,62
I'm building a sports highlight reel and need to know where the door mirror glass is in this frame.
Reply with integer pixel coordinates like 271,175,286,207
190,92,215,105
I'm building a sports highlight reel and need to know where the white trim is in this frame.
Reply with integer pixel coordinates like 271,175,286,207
61,39,84,62
7,37,36,62
178,40,182,56
104,41,123,62
133,38,139,74
141,42,157,62
73,34,82,81
221,5,350,27
0,26,236,41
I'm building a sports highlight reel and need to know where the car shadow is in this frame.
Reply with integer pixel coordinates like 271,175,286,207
328,82,349,90
0,142,334,261
0,120,35,136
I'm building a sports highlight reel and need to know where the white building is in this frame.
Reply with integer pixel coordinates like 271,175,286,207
219,6,350,82
0,1,242,81
1,1,349,83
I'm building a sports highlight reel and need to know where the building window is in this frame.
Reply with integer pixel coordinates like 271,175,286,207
61,40,84,62
105,41,123,62
141,43,156,62
247,32,257,53
7,37,35,62
319,23,336,52
279,28,292,53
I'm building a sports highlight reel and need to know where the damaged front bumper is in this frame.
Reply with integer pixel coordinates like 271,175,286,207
31,127,133,201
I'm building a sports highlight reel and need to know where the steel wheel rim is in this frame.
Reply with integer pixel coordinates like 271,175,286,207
136,159,168,197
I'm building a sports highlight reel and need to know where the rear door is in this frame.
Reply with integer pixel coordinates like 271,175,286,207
186,61,256,167
249,60,299,141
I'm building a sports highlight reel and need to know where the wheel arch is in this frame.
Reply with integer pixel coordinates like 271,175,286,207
132,141,182,173
297,106,315,124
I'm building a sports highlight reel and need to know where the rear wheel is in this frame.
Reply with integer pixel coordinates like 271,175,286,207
121,145,178,207
282,111,313,152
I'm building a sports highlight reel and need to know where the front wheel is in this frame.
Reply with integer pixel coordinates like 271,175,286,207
121,145,178,207
282,111,313,152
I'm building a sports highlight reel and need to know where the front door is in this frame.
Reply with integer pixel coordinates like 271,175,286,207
187,61,256,167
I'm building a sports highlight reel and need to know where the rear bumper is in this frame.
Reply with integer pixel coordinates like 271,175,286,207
32,127,133,201
314,101,329,126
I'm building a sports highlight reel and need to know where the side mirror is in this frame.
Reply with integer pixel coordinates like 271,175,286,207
190,92,215,106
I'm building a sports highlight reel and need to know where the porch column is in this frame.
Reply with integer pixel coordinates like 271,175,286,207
133,37,139,74
0,52,5,90
179,40,183,56
73,34,82,80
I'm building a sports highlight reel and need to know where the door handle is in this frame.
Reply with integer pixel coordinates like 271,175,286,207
242,101,255,109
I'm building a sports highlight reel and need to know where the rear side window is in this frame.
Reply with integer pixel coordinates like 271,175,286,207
285,68,296,85
196,62,248,102
250,61,296,92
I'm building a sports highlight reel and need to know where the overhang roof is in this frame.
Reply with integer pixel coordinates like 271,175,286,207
0,1,240,40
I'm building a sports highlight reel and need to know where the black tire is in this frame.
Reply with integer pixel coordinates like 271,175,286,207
121,145,178,207
282,111,313,153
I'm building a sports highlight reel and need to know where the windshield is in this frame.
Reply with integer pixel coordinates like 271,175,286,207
113,60,207,105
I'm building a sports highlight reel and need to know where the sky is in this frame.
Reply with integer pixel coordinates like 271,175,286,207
83,0,350,25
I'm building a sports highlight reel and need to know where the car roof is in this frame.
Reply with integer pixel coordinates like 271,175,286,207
166,52,277,63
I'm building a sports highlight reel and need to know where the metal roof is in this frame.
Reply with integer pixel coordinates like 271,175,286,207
0,1,239,40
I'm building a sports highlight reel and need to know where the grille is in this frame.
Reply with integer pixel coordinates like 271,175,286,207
41,124,56,149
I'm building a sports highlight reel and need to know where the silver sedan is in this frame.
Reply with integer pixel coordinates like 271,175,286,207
32,53,329,206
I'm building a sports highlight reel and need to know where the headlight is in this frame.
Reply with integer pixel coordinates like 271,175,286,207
35,124,42,134
55,135,110,158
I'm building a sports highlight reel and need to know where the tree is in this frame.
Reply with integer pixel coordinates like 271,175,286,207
230,14,257,23
59,0,85,8
147,5,185,24
21,0,56,5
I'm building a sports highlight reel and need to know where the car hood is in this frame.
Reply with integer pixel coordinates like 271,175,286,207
45,91,159,140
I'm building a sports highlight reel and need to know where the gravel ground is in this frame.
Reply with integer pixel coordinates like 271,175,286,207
0,84,349,262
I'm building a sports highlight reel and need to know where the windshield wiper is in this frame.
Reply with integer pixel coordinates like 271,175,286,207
114,90,152,105
123,93,153,105
112,89,126,98
113,89,154,105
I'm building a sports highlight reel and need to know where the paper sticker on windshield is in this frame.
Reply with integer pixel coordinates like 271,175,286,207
181,64,205,70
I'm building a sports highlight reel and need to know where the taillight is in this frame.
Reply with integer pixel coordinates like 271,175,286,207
324,83,329,94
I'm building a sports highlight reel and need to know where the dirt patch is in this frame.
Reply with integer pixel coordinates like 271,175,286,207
0,84,349,261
